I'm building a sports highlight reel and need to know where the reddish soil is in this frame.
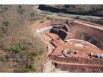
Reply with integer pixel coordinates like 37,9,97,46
31,19,103,72
67,21,103,49
51,39,103,58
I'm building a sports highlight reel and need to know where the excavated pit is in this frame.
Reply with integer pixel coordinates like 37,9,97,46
32,19,103,72
75,32,101,49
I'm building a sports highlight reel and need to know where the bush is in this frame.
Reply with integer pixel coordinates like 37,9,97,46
75,16,80,19
2,21,9,27
20,63,37,72
21,68,31,72
0,5,9,13
5,43,27,53
26,63,33,69
38,50,44,55
46,17,53,20
39,20,45,23
21,68,37,73
28,52,38,57
17,6,24,14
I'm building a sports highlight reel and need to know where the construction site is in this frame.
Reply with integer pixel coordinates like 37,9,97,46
31,18,103,72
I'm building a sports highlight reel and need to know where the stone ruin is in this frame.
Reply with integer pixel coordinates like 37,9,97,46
33,19,103,72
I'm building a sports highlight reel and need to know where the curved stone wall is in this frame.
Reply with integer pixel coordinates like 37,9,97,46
67,21,103,49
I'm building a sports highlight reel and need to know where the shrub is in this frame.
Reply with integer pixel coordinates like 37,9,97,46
21,68,37,73
28,52,38,57
5,43,27,53
26,63,33,69
46,17,53,20
0,5,9,13
17,6,24,14
39,20,45,23
38,50,44,55
20,63,37,72
21,68,31,72
2,21,9,27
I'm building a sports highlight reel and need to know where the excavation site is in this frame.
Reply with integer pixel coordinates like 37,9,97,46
31,17,103,72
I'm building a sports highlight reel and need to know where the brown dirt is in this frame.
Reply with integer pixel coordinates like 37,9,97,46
32,18,103,72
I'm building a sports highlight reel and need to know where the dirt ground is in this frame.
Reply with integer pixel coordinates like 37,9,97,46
32,18,103,72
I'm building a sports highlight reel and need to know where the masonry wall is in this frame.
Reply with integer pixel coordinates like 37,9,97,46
50,55,103,65
56,64,103,72
67,21,103,49
50,55,103,72
34,20,65,35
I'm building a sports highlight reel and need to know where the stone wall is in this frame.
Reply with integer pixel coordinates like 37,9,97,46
67,21,103,49
50,55,103,72
50,55,103,65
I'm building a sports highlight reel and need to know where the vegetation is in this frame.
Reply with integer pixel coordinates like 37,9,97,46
46,17,54,20
0,5,47,72
19,63,37,72
5,43,27,53
39,5,103,25
72,16,103,26
39,5,103,16
17,5,24,14
1,5,103,73
0,5,10,13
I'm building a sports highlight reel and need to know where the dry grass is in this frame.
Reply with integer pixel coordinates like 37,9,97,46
45,15,71,21
0,5,47,72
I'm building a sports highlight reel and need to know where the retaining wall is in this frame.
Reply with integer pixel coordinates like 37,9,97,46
56,63,103,72
67,21,103,49
35,20,66,35
50,55,103,65
50,55,103,72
